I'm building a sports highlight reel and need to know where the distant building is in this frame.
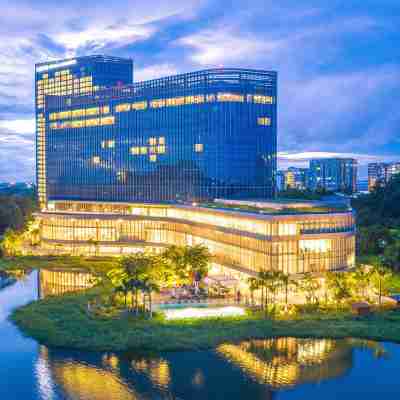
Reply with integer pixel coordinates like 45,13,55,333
277,167,309,192
368,162,400,191
309,158,357,193
357,179,369,193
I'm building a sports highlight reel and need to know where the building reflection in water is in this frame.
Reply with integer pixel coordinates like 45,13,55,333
34,269,389,398
216,337,354,388
36,337,389,399
38,268,94,299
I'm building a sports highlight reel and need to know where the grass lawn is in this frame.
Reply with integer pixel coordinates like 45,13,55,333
11,287,400,352
0,255,117,275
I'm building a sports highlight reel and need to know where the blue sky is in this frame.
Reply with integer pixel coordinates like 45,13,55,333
0,0,399,181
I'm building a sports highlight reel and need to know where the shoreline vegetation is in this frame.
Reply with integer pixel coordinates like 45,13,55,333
11,288,400,352
3,254,400,352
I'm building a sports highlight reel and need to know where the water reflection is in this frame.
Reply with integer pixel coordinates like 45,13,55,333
35,336,390,399
1,270,398,399
38,268,93,299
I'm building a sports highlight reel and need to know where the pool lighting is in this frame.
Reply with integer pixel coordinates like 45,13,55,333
163,306,245,320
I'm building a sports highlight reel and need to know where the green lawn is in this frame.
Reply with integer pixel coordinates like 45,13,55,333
11,287,400,352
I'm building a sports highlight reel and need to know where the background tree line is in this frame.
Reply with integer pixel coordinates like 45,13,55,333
0,190,36,234
352,174,400,270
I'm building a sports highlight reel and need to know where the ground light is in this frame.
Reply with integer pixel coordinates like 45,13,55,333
162,306,246,320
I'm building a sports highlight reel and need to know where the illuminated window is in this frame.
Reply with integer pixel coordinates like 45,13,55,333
149,137,157,145
100,116,115,126
140,147,148,155
130,147,140,155
71,120,85,128
158,136,165,145
217,93,244,102
86,118,100,127
149,154,157,162
206,94,215,102
157,145,166,154
102,140,115,149
149,146,156,154
92,156,100,165
150,99,165,108
185,95,205,104
166,97,185,106
71,109,85,118
300,239,330,253
101,105,110,114
115,103,131,112
257,117,271,126
86,107,100,116
253,95,273,104
132,101,147,110
194,143,204,152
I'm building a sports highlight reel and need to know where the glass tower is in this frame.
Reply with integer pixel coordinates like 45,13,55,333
35,55,133,207
309,158,357,193
43,68,277,203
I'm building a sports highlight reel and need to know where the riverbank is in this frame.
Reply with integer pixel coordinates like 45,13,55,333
11,288,400,352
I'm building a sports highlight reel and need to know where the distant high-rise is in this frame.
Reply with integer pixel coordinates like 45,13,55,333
35,55,133,207
277,167,309,192
309,158,357,193
368,162,400,191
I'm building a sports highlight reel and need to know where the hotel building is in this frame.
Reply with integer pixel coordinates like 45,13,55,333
35,55,133,208
34,59,355,279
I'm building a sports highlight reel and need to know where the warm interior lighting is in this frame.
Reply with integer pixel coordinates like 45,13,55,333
162,306,245,320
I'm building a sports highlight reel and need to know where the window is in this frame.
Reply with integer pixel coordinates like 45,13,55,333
157,145,166,154
150,99,165,108
217,93,244,102
100,116,115,126
149,137,157,145
194,143,204,153
253,95,273,104
132,101,147,110
115,103,131,112
140,147,148,155
149,154,157,162
86,107,99,116
92,156,100,165
257,117,271,126
158,137,165,145
131,147,140,155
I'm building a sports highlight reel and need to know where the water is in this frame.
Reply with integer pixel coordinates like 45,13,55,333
1,270,400,399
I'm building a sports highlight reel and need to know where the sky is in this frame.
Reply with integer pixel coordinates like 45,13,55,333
0,0,399,182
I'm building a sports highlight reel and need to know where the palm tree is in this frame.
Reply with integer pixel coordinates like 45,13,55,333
298,273,321,305
371,258,392,306
247,277,260,306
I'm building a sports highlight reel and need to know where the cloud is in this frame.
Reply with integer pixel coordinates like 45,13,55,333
0,0,399,182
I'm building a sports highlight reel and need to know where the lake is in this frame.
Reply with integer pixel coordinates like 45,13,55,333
0,270,399,399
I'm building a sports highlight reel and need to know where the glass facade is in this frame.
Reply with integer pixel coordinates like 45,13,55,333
43,69,277,203
309,158,357,193
36,202,356,276
35,55,133,207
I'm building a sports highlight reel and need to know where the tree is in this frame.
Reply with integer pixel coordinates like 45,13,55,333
384,241,400,271
371,259,392,306
349,265,373,300
161,244,211,284
325,271,352,305
298,273,321,305
247,277,260,306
